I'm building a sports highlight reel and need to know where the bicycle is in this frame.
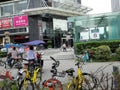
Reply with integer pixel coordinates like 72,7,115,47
66,55,97,90
19,59,42,90
42,56,66,90
0,57,23,69
0,61,25,90
93,63,114,90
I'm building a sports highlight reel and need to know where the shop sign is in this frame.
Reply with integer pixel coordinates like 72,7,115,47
14,15,28,27
0,18,13,29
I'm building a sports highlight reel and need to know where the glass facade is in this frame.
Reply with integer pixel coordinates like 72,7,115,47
0,0,27,17
0,3,13,16
67,12,120,42
14,0,27,14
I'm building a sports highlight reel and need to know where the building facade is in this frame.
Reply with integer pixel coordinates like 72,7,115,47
0,0,92,47
68,12,120,43
111,0,120,12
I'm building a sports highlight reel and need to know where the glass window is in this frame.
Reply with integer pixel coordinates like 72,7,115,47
0,3,13,16
14,0,27,14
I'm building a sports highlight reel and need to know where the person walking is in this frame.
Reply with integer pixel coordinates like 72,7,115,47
83,51,89,64
62,43,67,52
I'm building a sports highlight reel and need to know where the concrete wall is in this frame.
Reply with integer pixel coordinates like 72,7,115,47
28,15,41,41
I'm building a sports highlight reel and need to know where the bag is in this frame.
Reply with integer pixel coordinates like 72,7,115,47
7,53,12,58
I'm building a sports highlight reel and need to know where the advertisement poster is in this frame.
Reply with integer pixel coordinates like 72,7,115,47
90,32,100,39
0,18,13,29
80,32,89,40
14,15,28,27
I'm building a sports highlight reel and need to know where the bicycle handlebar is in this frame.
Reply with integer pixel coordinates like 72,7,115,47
50,56,60,66
50,56,57,62
50,56,60,72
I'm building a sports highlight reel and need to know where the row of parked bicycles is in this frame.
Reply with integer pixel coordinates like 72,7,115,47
0,54,118,90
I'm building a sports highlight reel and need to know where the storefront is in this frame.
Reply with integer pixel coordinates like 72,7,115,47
0,15,29,44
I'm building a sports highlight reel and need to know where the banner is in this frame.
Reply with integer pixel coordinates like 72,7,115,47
14,15,28,27
0,18,13,29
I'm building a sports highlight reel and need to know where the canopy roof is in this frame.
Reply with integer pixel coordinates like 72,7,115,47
22,1,92,17
3,44,23,48
22,40,45,46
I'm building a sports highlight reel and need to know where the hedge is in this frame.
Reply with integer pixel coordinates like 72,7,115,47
0,52,7,58
74,40,120,54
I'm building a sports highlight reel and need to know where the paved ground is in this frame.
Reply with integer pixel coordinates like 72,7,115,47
0,48,120,87
39,48,74,60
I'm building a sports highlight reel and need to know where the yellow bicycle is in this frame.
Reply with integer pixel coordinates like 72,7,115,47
66,57,97,90
19,61,42,90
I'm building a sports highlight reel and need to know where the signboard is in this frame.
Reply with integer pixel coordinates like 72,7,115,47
14,15,28,27
80,32,89,40
90,33,100,39
0,18,13,29
90,29,100,39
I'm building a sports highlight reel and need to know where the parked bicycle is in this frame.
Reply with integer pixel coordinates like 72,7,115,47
0,57,23,69
93,63,114,90
42,56,66,90
65,55,97,90
0,61,24,90
19,59,42,90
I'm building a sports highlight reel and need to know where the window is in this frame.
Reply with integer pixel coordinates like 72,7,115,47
0,3,13,16
14,0,27,14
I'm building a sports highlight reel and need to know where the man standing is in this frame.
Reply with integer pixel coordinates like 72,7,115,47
18,47,24,58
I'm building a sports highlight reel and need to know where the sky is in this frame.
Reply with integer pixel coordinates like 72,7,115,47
82,0,112,14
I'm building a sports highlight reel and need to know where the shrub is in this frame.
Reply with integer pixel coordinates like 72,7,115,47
94,45,112,61
75,40,120,54
0,52,7,57
115,47,120,61
47,40,52,48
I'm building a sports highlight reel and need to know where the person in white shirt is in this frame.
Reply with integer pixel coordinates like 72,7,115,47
18,47,24,58
7,47,18,67
26,46,37,61
24,46,37,69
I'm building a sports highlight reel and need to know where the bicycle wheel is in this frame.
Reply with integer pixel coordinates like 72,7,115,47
67,84,75,90
42,78,63,90
81,73,97,90
19,78,34,90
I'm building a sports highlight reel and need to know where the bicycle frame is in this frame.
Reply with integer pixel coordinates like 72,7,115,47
24,67,40,83
66,66,85,90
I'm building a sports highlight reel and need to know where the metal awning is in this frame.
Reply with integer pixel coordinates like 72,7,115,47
55,1,92,14
22,1,92,17
22,7,86,17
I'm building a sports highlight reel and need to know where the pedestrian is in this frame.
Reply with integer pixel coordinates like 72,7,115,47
7,47,18,67
18,46,24,58
62,43,67,52
83,51,89,64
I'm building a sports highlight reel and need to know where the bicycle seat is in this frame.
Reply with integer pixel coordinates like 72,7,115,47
34,62,40,66
66,68,75,76
50,69,57,75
